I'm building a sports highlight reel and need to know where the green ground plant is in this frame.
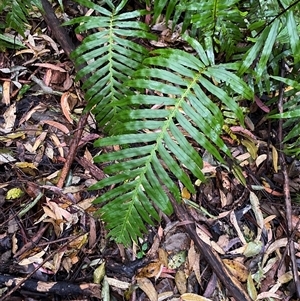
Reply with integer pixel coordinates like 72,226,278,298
4,0,300,245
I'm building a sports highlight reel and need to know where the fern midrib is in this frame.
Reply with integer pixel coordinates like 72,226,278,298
118,71,202,238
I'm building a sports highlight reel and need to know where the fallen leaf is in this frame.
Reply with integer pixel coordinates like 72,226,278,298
93,261,106,284
175,270,187,294
2,81,10,105
181,293,212,301
42,120,70,134
223,259,249,282
61,92,73,124
5,187,25,200
136,277,158,301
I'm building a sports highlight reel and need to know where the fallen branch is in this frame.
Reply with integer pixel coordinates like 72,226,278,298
169,197,252,301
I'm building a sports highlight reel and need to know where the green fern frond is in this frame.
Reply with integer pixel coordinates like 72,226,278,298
1,0,41,37
269,76,300,157
91,37,253,245
64,0,156,130
239,0,300,84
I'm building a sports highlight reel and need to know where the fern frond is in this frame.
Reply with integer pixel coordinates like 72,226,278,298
64,0,156,131
91,37,253,245
2,0,41,36
269,76,300,157
238,0,300,84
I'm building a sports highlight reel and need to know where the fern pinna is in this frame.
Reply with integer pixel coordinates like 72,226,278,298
67,0,253,245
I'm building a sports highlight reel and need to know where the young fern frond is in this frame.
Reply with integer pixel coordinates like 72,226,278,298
64,0,156,131
91,37,253,245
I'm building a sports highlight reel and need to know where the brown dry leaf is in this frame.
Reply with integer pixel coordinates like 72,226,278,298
263,186,283,196
42,120,70,134
2,81,10,105
60,92,73,124
230,210,247,245
175,270,187,294
50,133,65,157
136,277,158,301
137,262,163,279
158,248,168,267
181,293,212,301
33,63,66,72
19,104,46,125
223,259,248,282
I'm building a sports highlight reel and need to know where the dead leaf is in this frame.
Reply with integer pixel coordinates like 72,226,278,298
181,293,212,301
60,92,73,124
223,259,248,282
137,262,163,279
42,120,70,134
271,144,278,173
256,154,267,167
136,277,158,301
2,81,10,105
175,270,187,294
0,103,16,133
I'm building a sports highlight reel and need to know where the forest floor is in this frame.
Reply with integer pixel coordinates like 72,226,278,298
0,2,300,301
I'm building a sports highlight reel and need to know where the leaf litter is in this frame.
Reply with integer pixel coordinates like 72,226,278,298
0,3,299,301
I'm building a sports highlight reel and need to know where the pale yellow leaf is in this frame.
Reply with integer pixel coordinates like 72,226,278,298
271,144,278,173
42,120,70,134
250,191,264,242
60,92,73,124
2,81,10,105
247,273,257,300
256,154,267,167
175,270,187,294
181,293,212,301
136,277,158,301
93,262,106,284
5,187,24,200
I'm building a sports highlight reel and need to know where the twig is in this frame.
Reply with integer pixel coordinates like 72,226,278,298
277,56,300,297
0,234,89,300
